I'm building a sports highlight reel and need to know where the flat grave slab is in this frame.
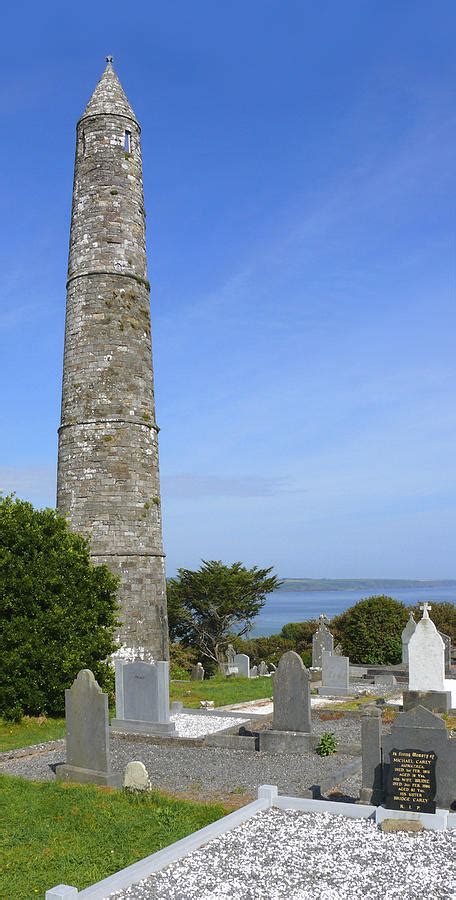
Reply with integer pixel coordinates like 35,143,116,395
107,807,456,899
170,712,248,738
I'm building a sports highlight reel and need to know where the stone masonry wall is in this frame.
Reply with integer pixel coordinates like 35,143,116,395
57,65,168,658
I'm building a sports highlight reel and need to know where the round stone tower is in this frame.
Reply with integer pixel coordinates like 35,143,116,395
57,58,169,659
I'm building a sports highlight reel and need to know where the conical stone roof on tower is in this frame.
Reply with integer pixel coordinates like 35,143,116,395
82,57,137,121
57,59,169,659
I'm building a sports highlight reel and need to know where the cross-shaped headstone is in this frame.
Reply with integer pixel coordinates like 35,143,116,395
106,55,114,63
420,602,432,618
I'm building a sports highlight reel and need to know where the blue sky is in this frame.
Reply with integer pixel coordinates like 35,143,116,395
1,1,455,578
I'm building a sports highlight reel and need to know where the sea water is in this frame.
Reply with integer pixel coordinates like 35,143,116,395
251,585,456,637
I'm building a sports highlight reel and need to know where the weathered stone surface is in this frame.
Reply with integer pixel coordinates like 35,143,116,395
401,613,417,665
250,665,258,677
112,659,175,735
259,730,315,754
438,630,452,677
312,615,334,668
319,651,349,695
359,707,382,805
191,663,205,681
56,669,119,786
234,653,250,678
123,760,150,791
374,673,397,687
57,59,168,659
203,734,256,750
380,818,424,833
272,651,311,733
258,661,269,676
402,690,452,714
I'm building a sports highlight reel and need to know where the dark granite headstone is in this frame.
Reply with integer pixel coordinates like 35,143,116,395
382,706,456,811
385,747,437,813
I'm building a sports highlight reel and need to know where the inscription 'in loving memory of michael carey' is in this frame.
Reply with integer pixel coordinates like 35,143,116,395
386,748,437,813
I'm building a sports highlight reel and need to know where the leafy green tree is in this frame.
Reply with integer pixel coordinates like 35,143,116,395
167,559,281,669
409,601,456,644
332,595,408,665
280,621,318,644
234,634,294,667
280,620,318,656
169,642,198,679
0,495,120,719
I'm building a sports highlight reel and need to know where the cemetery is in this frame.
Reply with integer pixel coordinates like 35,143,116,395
1,39,456,900
2,605,456,898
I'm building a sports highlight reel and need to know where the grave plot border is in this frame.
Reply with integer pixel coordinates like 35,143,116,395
111,710,256,748
46,786,456,898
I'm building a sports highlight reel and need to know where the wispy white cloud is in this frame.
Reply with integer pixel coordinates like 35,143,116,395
0,465,56,505
162,473,303,499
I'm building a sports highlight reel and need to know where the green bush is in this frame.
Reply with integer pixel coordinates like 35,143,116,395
0,496,120,719
316,732,338,756
234,634,294,666
409,601,456,644
332,595,408,665
280,620,318,648
169,642,198,679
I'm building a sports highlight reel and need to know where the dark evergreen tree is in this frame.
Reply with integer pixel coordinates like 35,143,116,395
167,559,281,669
0,496,119,719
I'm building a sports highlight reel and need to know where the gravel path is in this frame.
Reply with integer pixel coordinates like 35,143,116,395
0,738,359,800
108,808,456,899
171,714,247,738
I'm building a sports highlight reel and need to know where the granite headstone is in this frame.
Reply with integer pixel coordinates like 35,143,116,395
382,706,456,811
191,662,205,681
272,651,311,733
319,650,350,696
233,653,250,678
401,612,416,666
111,659,176,735
312,615,334,668
56,669,119,786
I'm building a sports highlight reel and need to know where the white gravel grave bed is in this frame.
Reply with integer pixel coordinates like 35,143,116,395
109,807,456,900
170,713,247,738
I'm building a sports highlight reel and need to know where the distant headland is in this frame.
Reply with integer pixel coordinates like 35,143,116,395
279,579,456,592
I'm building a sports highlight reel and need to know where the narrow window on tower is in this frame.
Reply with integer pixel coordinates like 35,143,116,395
81,130,86,156
124,130,131,153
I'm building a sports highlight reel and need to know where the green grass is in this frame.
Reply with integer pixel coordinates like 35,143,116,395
0,774,226,899
0,717,66,752
329,695,379,711
0,677,272,752
170,675,272,708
